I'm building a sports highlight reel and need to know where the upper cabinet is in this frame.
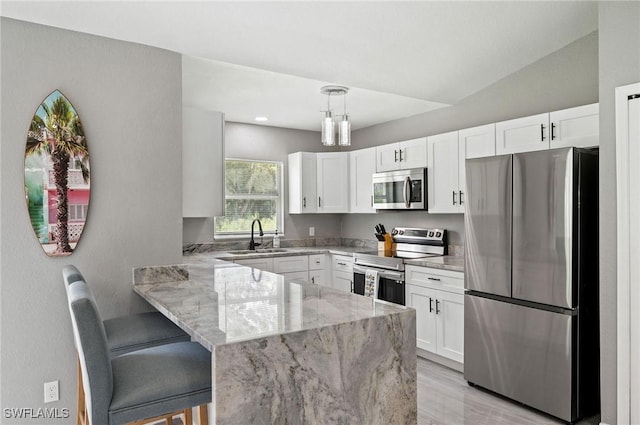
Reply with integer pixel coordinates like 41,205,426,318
288,152,317,214
376,137,428,172
428,124,496,214
349,147,377,213
317,152,349,213
428,131,462,214
496,103,599,155
182,107,225,218
548,103,599,149
288,152,349,214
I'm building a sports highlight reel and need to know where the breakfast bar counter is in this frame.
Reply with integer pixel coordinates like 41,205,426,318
133,258,417,425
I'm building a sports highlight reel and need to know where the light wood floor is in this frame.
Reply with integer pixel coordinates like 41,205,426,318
418,356,601,425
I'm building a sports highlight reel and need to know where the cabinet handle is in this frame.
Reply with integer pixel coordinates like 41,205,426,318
436,299,441,315
427,277,441,281
318,197,322,207
350,281,354,293
459,191,464,205
551,123,556,140
452,191,457,205
399,149,404,162
311,277,315,284
337,262,347,266
371,195,373,207
429,297,433,313
394,149,398,162
541,124,546,142
303,197,306,208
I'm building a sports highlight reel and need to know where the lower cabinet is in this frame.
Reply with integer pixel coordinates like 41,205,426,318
308,254,328,285
406,265,464,364
331,254,354,293
234,257,274,273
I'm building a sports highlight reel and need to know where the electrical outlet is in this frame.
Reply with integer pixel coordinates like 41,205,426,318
44,380,59,403
309,227,315,236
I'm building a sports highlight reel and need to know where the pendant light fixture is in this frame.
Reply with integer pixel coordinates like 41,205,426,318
320,85,350,147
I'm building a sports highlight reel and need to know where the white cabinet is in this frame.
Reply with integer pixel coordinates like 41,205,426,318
182,107,225,217
273,255,308,274
308,254,328,285
458,123,496,160
349,147,376,213
234,257,274,273
288,152,317,214
288,152,348,214
317,153,349,213
548,103,599,149
428,131,462,213
375,137,427,172
331,254,354,293
406,265,464,364
496,103,599,155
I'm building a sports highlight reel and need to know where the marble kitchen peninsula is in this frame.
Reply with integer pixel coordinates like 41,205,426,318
134,259,417,425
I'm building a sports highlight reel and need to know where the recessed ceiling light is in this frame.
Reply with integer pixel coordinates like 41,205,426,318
255,116,269,122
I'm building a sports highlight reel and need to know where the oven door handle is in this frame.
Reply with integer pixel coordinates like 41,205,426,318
353,265,404,282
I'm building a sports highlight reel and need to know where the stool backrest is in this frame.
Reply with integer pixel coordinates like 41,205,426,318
62,264,85,286
66,280,113,425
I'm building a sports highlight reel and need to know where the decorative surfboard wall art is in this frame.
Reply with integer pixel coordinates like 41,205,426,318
25,90,90,257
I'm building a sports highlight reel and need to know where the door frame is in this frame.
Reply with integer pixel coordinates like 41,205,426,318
615,81,640,425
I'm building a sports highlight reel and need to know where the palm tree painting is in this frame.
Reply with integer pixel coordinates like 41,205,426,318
25,90,90,256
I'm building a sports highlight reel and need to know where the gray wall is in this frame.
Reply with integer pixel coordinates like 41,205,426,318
342,31,599,246
598,3,640,424
1,18,183,422
182,122,344,244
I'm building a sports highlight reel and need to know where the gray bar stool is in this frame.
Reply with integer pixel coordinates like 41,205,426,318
62,265,192,424
66,279,211,425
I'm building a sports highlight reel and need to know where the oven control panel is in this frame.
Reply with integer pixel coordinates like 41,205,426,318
391,227,446,244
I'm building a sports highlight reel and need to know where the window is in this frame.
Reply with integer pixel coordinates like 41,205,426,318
215,159,283,237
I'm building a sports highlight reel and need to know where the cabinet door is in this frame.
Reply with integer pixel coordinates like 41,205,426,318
234,258,274,273
496,113,549,154
317,153,349,213
309,270,326,285
333,271,353,293
399,137,428,169
549,103,599,149
349,147,377,213
427,131,461,213
273,255,308,274
376,143,400,172
288,152,317,214
435,290,464,363
406,284,437,353
183,107,225,217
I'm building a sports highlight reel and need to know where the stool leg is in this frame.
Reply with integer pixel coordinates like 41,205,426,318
197,404,208,425
76,358,87,425
184,408,193,425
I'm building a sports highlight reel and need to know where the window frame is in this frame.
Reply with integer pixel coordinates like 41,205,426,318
214,158,284,239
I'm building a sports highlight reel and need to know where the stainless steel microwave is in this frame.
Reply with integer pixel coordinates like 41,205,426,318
372,168,427,210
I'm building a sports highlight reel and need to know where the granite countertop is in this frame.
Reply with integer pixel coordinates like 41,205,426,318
185,246,371,262
404,255,465,272
133,260,410,351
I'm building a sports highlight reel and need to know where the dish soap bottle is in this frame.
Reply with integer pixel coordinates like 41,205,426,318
273,229,281,248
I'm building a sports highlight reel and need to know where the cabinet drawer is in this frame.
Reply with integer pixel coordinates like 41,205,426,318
405,265,464,294
308,254,328,270
282,271,309,281
273,255,308,273
332,255,354,273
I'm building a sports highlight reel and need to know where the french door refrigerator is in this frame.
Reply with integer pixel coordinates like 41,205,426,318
464,147,599,423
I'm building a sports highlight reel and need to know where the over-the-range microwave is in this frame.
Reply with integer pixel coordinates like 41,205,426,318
372,168,427,210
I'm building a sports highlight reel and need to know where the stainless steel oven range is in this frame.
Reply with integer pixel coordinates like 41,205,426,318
353,227,447,305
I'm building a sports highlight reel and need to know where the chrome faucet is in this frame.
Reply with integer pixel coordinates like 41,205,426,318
249,218,264,250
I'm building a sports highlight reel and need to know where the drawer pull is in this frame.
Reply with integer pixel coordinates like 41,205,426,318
337,262,347,266
427,277,441,281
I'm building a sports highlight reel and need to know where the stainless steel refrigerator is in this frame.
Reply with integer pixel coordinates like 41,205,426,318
464,147,599,423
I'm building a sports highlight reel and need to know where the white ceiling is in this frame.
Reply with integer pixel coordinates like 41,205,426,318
1,1,598,131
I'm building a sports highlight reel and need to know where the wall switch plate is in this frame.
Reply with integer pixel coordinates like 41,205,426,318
44,380,59,403
309,227,315,236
